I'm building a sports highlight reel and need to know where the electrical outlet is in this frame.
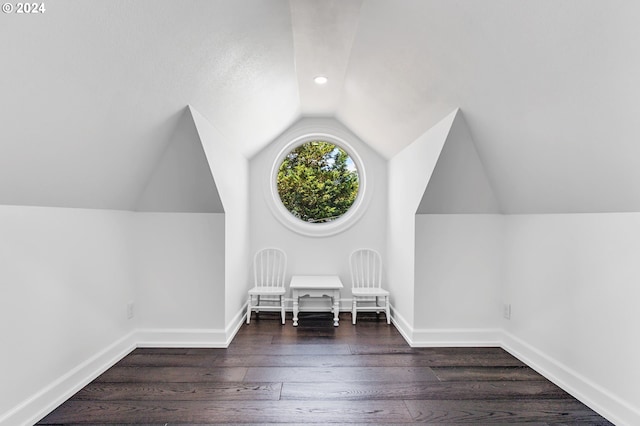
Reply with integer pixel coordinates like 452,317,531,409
127,301,134,319
503,303,511,320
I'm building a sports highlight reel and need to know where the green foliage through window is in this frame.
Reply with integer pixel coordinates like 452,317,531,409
277,141,359,223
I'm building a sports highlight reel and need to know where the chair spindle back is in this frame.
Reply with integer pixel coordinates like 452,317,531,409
350,248,382,290
254,248,287,289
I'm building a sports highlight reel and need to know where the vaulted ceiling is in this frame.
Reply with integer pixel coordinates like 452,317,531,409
2,0,639,213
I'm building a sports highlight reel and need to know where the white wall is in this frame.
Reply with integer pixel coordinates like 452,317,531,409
133,212,225,330
135,108,224,213
414,214,503,333
190,107,251,327
503,213,640,424
0,205,135,424
249,118,387,301
417,111,501,214
387,111,456,331
412,211,640,422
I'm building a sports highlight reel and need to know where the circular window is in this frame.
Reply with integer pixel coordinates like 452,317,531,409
276,140,359,223
268,131,368,237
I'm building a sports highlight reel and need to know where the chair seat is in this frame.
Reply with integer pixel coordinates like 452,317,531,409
352,287,389,297
248,286,286,296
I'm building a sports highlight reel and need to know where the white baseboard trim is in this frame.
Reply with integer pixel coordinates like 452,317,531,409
501,331,639,426
224,302,248,345
411,328,502,347
137,304,249,348
389,306,500,347
135,328,229,348
389,303,413,344
2,331,137,426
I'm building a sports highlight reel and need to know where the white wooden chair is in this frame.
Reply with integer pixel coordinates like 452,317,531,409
246,248,287,324
350,248,390,325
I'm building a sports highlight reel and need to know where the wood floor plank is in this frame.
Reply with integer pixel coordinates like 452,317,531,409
272,335,407,345
407,353,526,367
432,366,546,381
267,327,405,345
404,399,613,424
227,333,275,345
183,348,234,355
213,353,524,368
225,343,352,355
94,366,247,383
349,344,517,357
71,382,282,401
348,344,422,355
39,400,414,424
281,380,571,401
131,347,224,355
115,353,219,367
392,352,524,367
244,366,439,382
417,347,512,355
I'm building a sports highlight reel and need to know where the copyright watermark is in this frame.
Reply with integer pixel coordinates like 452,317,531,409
2,2,46,14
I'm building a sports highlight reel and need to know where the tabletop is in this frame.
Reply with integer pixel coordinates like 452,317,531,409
290,275,344,289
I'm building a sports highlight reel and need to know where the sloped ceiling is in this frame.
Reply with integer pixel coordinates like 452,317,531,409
0,0,299,210
418,111,501,214
136,108,223,213
1,0,640,213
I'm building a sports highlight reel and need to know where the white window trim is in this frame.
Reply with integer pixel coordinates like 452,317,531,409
268,131,368,237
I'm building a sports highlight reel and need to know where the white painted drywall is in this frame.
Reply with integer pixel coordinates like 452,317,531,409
414,214,503,330
504,213,640,423
249,117,387,299
386,110,456,331
136,108,224,213
0,205,134,420
0,1,300,209
417,111,501,214
133,212,225,329
190,107,251,326
291,0,363,115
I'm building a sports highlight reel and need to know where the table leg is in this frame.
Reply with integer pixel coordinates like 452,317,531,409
293,291,299,327
333,291,340,327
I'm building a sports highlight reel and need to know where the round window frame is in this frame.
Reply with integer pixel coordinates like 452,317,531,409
269,132,367,237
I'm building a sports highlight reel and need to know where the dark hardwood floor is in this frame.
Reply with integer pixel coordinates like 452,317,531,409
39,312,612,425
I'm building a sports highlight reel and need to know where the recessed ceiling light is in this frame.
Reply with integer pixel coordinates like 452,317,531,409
314,76,328,85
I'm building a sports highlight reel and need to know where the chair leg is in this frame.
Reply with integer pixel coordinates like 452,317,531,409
352,298,357,325
280,295,285,325
385,296,390,325
246,295,252,324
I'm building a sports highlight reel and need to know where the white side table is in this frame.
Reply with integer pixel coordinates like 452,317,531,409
290,275,343,327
